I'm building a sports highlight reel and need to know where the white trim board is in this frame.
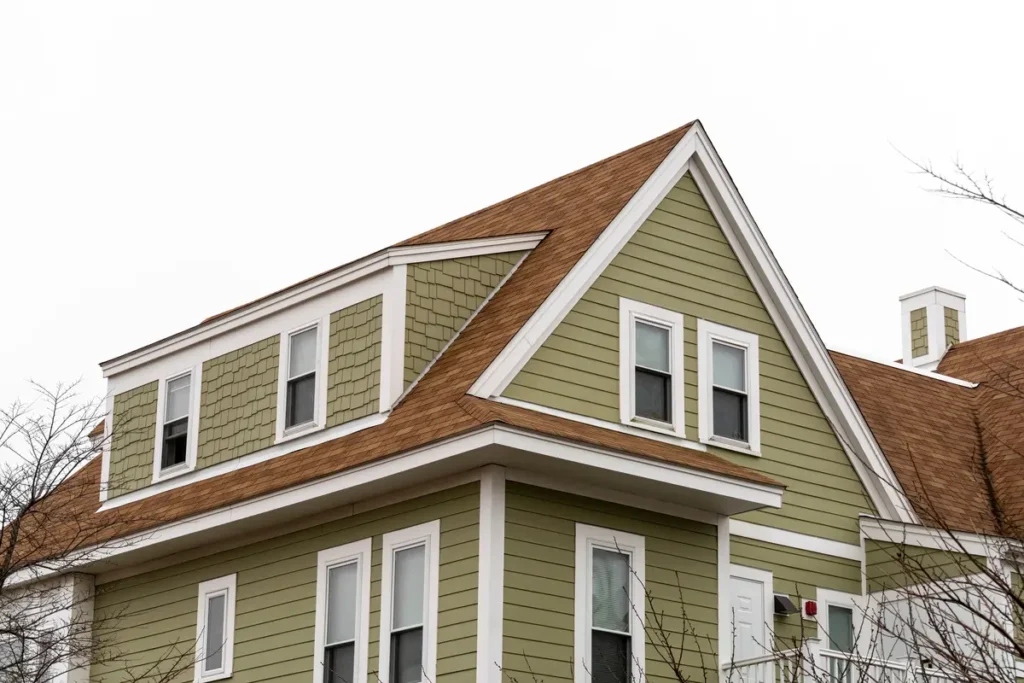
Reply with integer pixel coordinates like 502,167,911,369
859,516,1002,559
468,121,915,525
101,232,546,378
730,520,863,562
27,424,782,587
475,466,506,683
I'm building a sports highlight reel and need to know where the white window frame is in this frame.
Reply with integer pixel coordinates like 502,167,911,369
195,574,236,683
813,588,863,654
152,364,202,483
697,319,761,456
313,538,372,683
618,298,685,438
276,316,330,443
378,520,441,683
574,523,646,683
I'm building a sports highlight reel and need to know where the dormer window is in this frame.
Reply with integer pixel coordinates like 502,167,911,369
618,298,685,438
286,326,318,429
697,320,761,455
162,373,191,469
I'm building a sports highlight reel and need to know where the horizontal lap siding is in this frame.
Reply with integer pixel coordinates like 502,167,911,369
865,540,986,593
503,483,719,683
91,484,479,683
108,381,159,498
503,174,872,545
731,537,861,649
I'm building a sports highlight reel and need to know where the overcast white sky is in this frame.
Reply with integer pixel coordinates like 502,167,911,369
1,1,1022,408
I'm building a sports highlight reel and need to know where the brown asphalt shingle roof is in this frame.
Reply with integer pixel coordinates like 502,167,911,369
37,122,784,558
833,336,1024,536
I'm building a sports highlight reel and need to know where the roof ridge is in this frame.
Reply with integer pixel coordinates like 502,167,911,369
828,348,978,389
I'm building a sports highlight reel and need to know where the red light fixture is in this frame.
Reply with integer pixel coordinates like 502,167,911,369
804,600,818,618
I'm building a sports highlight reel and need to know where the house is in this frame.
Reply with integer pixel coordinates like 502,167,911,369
23,121,1024,683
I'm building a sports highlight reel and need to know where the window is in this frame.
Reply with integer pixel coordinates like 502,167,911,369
153,366,200,481
195,574,236,682
276,318,329,441
378,521,440,683
287,326,318,429
827,605,854,653
162,373,191,468
697,320,761,455
618,298,685,437
314,539,371,683
574,524,645,683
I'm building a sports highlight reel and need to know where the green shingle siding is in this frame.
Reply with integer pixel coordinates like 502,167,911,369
731,537,861,649
910,307,929,358
91,484,479,683
503,173,873,544
404,252,525,387
326,295,383,428
197,335,280,469
108,381,159,498
944,306,960,348
502,483,719,683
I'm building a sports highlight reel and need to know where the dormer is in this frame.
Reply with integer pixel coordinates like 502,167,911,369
98,234,543,505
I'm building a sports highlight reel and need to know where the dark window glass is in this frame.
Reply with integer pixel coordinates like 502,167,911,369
162,418,188,468
591,630,630,683
286,374,316,428
324,642,355,683
635,369,670,423
712,388,747,441
390,628,423,683
828,605,854,653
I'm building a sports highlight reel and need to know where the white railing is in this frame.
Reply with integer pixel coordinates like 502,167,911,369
725,645,965,683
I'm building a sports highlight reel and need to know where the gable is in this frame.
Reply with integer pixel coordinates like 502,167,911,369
502,173,874,545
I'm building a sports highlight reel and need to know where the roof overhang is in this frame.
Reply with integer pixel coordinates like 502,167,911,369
24,423,781,586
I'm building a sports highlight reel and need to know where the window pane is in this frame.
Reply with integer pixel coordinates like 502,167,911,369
165,374,191,421
592,548,630,633
712,388,747,441
162,419,188,468
635,369,670,423
286,374,316,428
591,630,630,683
326,562,358,645
712,342,745,391
828,605,854,653
204,593,226,672
635,322,669,372
392,545,425,630
325,642,355,683
390,627,423,683
289,327,318,378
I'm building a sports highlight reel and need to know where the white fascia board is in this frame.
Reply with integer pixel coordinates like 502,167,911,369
465,123,912,525
100,232,545,379
493,426,784,510
730,519,863,562
860,516,1006,559
469,131,698,398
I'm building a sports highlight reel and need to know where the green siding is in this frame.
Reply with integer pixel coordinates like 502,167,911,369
731,537,861,649
502,483,719,683
944,306,960,347
865,540,986,593
404,252,525,387
197,335,280,469
503,173,873,545
326,295,383,427
108,381,159,498
910,307,928,358
91,484,479,683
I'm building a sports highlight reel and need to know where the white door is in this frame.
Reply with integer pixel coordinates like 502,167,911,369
730,574,768,676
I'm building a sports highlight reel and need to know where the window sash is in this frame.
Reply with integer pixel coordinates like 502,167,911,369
202,590,228,674
288,327,319,380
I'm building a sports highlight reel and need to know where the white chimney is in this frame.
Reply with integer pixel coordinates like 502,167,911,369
900,286,966,371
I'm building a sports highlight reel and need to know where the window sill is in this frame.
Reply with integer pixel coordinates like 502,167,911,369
152,462,193,484
277,420,323,445
625,416,686,440
196,670,232,683
700,435,761,457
